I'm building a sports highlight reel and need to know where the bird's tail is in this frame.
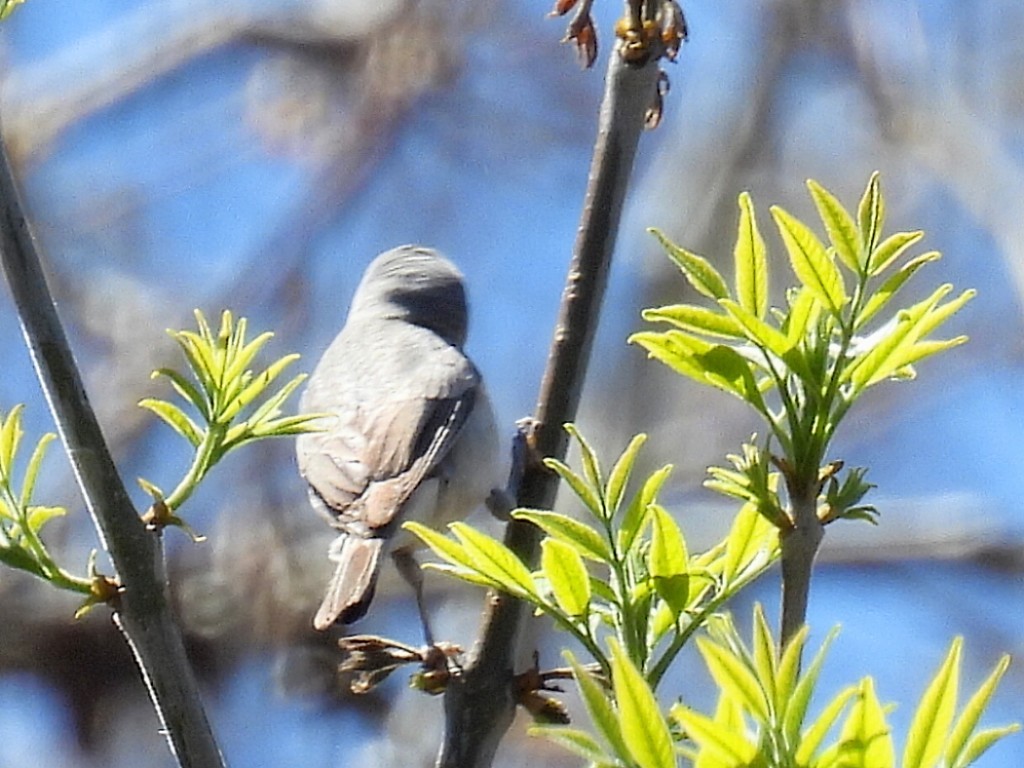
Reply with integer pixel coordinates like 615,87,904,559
313,535,384,630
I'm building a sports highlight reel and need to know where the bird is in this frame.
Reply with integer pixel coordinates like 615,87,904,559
296,245,498,643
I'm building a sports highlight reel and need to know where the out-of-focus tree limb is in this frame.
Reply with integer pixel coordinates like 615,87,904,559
0,121,225,766
436,24,665,767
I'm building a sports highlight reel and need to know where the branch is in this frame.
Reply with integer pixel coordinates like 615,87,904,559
779,486,823,647
0,124,225,766
436,32,664,768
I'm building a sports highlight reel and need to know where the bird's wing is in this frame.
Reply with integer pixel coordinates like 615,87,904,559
298,341,478,534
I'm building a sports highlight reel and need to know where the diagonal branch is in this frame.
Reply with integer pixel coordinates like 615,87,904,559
0,123,225,767
436,32,664,768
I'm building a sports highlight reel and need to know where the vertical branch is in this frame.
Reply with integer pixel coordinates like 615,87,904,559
0,128,225,766
779,485,824,647
436,38,663,768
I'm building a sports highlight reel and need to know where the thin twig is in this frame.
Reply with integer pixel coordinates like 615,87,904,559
435,35,663,768
0,124,225,767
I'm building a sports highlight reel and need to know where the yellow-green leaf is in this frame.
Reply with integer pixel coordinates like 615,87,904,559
807,178,862,274
956,725,1021,768
858,171,886,259
139,398,204,446
719,299,794,358
642,304,744,339
696,637,770,722
751,604,777,707
856,251,941,329
649,504,689,616
795,684,858,765
946,653,1012,768
838,677,895,768
609,638,675,768
619,464,672,554
605,433,647,517
771,206,847,316
512,509,611,562
672,705,757,766
649,227,730,300
869,230,924,276
734,192,769,319
450,522,538,597
544,457,603,519
903,638,962,768
565,651,630,761
782,626,837,743
541,538,591,616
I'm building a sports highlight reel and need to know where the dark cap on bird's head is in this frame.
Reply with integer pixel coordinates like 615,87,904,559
349,245,469,346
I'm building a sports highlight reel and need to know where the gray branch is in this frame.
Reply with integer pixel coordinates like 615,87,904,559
436,38,663,768
0,123,225,766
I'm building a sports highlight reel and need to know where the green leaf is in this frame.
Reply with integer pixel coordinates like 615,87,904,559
672,705,758,766
784,286,822,347
946,653,1012,768
856,251,941,329
903,638,962,768
631,331,760,405
782,626,838,743
0,403,24,478
541,538,591,616
608,638,675,768
648,504,689,616
719,299,794,358
512,509,611,562
850,285,971,390
838,677,895,768
403,522,476,566
751,604,777,708
642,304,745,339
807,178,862,273
723,501,778,581
527,725,612,764
794,684,858,765
734,192,769,319
956,725,1022,768
565,423,603,499
858,172,886,262
422,562,505,590
696,637,770,722
887,336,969,374
151,366,210,418
605,433,646,517
649,227,730,301
20,432,56,509
619,464,672,554
25,505,66,533
449,522,538,597
139,398,204,447
223,330,274,387
544,457,603,520
771,206,847,316
868,230,924,276
0,0,27,21
565,651,630,760
221,353,300,422
172,329,218,394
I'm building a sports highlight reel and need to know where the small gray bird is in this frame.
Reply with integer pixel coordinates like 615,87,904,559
296,245,498,641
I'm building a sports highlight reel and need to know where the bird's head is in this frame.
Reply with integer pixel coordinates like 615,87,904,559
349,245,469,346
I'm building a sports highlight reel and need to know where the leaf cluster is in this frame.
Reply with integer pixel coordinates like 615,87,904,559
673,608,1018,768
138,309,320,515
632,174,972,517
406,424,780,687
0,405,91,595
